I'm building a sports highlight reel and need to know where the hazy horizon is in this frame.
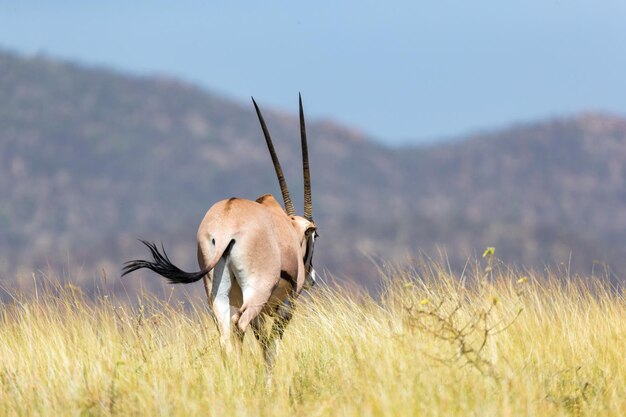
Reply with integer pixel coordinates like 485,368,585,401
1,1,625,144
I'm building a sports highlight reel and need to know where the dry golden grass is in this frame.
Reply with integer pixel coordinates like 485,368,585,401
0,260,624,416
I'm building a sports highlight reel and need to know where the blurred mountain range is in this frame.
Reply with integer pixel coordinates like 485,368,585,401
1,50,625,293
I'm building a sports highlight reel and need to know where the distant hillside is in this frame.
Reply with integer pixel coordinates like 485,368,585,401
1,50,625,293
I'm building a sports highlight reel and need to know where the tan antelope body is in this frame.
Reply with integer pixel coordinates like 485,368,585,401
123,95,317,371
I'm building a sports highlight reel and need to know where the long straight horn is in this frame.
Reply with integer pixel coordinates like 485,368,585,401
299,93,313,221
252,97,296,216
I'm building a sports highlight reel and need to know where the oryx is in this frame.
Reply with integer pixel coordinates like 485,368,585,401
122,95,318,372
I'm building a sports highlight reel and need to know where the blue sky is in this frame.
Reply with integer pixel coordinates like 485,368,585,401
1,1,625,144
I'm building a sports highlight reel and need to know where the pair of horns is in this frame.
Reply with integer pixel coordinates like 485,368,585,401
252,94,313,221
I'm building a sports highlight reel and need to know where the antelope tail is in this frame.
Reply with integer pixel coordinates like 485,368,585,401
122,239,209,284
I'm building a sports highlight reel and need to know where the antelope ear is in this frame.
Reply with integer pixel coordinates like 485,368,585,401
291,216,315,236
305,225,317,237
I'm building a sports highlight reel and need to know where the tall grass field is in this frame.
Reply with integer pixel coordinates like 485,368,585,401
0,259,624,416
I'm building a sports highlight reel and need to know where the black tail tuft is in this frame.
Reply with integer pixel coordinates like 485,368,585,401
122,239,208,284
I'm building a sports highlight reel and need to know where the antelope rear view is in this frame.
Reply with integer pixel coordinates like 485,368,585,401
122,94,318,374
